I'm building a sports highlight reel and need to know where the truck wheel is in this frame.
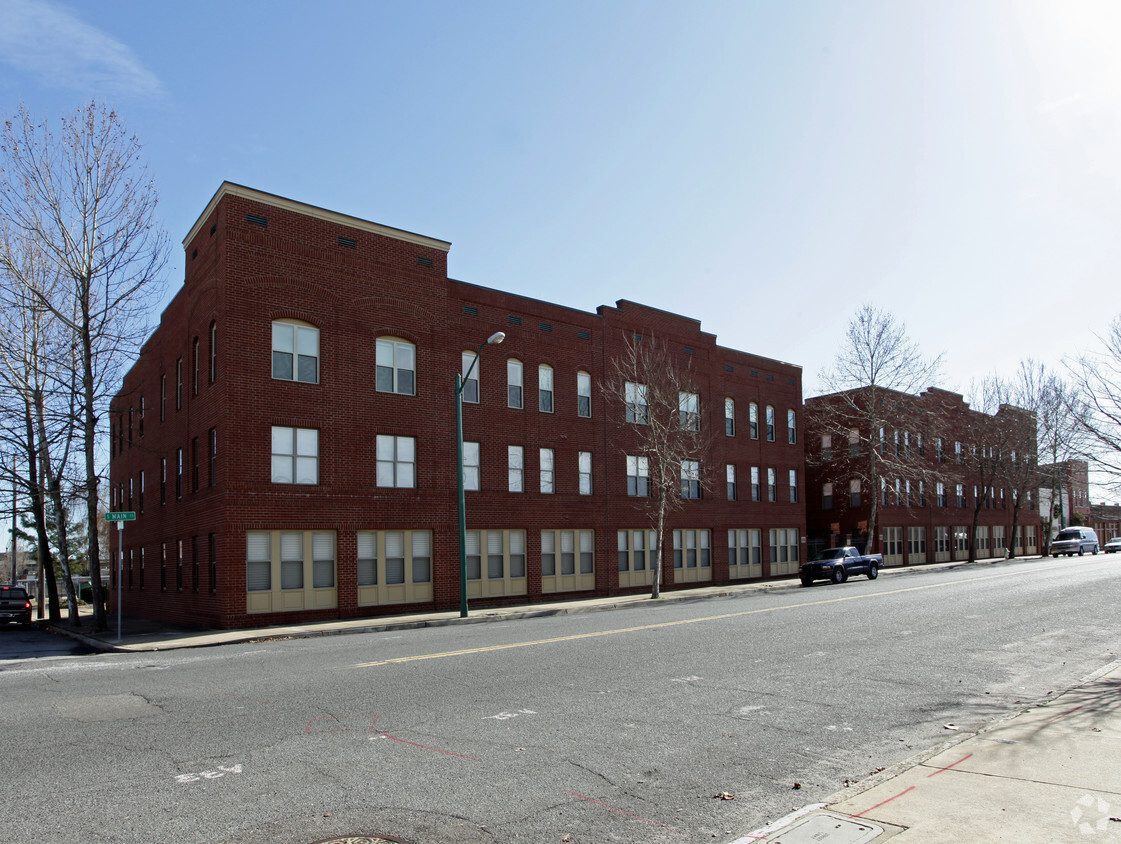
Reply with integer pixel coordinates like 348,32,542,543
867,564,879,580
1079,546,1084,556
800,576,813,587
831,566,847,584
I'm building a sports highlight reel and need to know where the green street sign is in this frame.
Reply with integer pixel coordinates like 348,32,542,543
105,511,136,522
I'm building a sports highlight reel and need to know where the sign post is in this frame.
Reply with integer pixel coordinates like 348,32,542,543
105,512,135,642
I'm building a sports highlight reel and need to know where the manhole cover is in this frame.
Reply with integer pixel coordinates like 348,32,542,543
769,812,883,844
308,837,412,844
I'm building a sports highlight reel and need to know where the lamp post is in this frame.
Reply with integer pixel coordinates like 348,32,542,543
456,331,505,617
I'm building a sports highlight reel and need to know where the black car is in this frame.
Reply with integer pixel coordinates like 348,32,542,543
0,585,33,627
799,547,882,586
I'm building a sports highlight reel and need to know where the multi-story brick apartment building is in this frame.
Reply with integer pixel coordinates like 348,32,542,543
1038,459,1092,534
1089,502,1121,543
804,387,1038,564
107,183,805,629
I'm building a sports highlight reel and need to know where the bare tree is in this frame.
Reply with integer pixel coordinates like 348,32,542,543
814,304,943,553
1066,314,1121,489
603,334,714,598
0,101,168,630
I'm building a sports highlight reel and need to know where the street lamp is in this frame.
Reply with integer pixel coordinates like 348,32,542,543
456,331,505,617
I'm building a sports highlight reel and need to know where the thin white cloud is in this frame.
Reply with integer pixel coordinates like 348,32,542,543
0,0,163,97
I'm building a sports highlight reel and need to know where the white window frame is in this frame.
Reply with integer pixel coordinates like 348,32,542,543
539,447,554,493
507,359,523,409
578,451,592,495
679,391,700,431
577,371,592,418
538,364,554,413
272,320,319,383
463,441,480,491
508,445,524,492
461,351,479,403
787,409,796,444
271,426,318,485
627,455,650,497
726,464,737,500
376,337,416,395
625,381,648,424
376,435,416,488
725,398,735,436
681,459,701,499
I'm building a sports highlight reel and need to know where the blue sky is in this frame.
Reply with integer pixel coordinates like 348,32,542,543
2,0,1119,399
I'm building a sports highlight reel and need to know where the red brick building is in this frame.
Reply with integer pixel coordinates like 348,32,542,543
804,387,1038,565
108,183,805,628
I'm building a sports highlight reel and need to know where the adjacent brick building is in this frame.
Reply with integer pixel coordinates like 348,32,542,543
804,387,1039,564
108,183,806,629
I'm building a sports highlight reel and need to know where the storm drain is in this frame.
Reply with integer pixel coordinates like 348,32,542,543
308,837,412,844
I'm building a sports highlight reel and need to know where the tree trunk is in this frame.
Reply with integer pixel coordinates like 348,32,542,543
22,409,60,621
652,497,666,599
81,310,106,630
1009,505,1021,560
48,479,80,625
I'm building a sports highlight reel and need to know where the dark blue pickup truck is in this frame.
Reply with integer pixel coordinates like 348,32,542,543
799,547,881,586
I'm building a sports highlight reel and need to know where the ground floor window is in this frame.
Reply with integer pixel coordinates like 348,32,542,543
883,526,903,563
975,526,990,556
768,528,799,575
907,526,926,561
728,529,762,579
541,529,595,593
673,529,712,583
356,530,432,606
245,530,337,614
618,529,658,588
934,526,951,560
954,526,969,556
465,530,527,599
991,525,1006,556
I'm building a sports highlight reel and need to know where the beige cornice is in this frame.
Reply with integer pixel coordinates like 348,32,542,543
183,182,452,253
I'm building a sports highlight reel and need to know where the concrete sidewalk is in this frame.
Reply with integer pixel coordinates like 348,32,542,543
45,554,1121,843
742,659,1121,843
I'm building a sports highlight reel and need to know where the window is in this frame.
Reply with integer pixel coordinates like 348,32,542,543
209,321,217,383
139,547,145,589
578,451,592,495
956,483,966,508
376,435,415,488
192,337,200,396
312,532,335,588
463,442,480,491
725,398,735,436
139,470,145,513
903,431,911,456
919,480,926,507
160,457,167,504
729,529,762,570
787,409,796,444
272,320,319,383
160,543,167,590
681,460,701,499
789,469,798,503
849,479,861,508
751,466,760,501
542,530,594,578
673,529,710,570
821,434,832,461
461,352,479,403
954,441,962,464
848,428,859,457
280,532,303,589
625,381,648,424
128,478,133,511
191,437,199,492
176,540,183,590
769,528,800,564
176,448,183,499
507,359,523,408
139,396,145,438
355,530,435,585
679,391,699,431
540,448,554,493
160,375,166,422
822,482,833,510
627,455,650,497
726,464,737,500
538,364,553,412
936,438,945,463
376,338,416,395
767,467,777,502
894,430,900,456
617,529,658,573
917,433,924,456
766,406,775,441
176,358,182,409
208,428,217,486
508,445,523,492
208,533,217,592
192,535,199,591
577,371,592,417
749,403,759,439
272,426,319,484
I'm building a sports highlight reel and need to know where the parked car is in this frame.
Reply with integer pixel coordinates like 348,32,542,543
799,547,882,586
0,585,32,627
1104,537,1121,554
1050,526,1099,557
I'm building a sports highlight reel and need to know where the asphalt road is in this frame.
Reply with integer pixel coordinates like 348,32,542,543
2,555,1119,844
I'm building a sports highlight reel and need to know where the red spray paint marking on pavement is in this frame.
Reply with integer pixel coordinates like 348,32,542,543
565,791,682,833
852,785,916,818
927,753,973,777
375,733,479,761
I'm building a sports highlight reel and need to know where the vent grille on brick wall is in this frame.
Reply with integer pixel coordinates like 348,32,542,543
246,213,267,227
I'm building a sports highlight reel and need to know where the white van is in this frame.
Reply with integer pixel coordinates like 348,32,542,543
1050,526,1099,557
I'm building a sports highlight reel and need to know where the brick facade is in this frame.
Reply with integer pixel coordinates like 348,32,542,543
804,387,1038,564
108,183,806,629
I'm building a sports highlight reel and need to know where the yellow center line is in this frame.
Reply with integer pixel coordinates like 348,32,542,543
346,566,1038,670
